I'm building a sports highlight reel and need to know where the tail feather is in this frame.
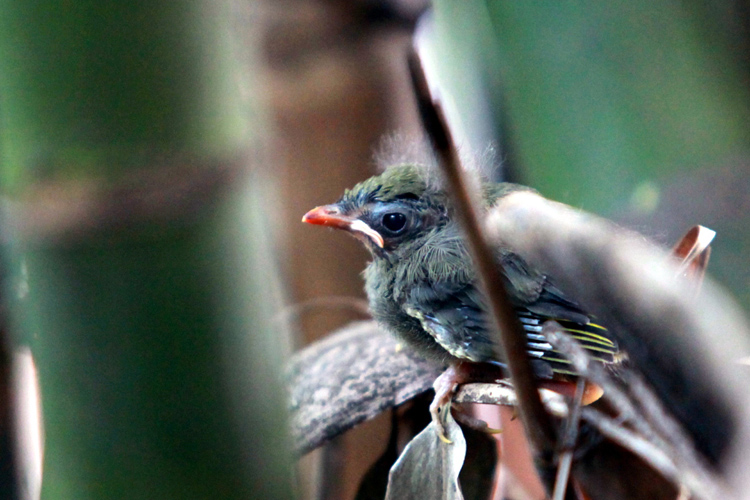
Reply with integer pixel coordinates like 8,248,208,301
517,311,620,377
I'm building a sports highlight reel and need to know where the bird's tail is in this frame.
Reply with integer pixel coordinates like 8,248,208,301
517,311,620,377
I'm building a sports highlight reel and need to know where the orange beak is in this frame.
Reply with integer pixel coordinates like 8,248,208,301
302,205,351,229
302,205,384,248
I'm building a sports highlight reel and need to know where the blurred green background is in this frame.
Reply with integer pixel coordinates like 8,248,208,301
427,0,750,309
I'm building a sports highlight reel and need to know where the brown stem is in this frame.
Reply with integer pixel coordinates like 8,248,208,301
552,378,585,500
406,47,558,457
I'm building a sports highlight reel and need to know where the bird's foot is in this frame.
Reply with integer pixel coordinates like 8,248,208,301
430,368,457,443
431,403,454,444
430,362,477,444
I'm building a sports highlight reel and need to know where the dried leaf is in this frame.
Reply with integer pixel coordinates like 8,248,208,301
671,225,715,293
385,410,467,500
485,193,748,465
671,225,715,266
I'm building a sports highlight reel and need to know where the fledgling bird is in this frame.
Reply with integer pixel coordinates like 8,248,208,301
303,163,621,436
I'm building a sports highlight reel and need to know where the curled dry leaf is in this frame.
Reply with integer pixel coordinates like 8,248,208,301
385,410,467,500
671,225,715,294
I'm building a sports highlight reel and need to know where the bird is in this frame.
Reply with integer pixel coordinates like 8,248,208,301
302,162,621,439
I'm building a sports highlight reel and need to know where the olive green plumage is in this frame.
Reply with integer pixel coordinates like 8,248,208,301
329,164,618,376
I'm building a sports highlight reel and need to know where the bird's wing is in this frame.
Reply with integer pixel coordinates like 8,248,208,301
403,278,620,377
504,252,620,375
404,284,497,363
500,251,593,323
514,310,619,377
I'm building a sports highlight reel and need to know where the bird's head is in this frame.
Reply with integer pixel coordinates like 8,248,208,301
302,164,449,258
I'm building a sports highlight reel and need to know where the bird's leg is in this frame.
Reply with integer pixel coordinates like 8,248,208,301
431,361,508,443
431,362,495,443
431,365,460,443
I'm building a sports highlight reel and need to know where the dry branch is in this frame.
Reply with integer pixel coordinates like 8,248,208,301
288,321,443,455
407,47,558,458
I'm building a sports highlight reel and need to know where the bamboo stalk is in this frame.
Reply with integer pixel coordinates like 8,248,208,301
0,2,293,499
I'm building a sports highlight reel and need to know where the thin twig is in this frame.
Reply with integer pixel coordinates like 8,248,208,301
580,407,681,480
560,379,586,449
407,47,557,457
552,378,585,500
542,320,679,457
542,322,644,431
553,452,574,500
579,407,726,500
621,371,724,497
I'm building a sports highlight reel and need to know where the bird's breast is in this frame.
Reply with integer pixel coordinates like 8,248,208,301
363,259,458,363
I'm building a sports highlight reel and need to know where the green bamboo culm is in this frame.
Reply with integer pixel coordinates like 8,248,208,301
0,2,294,499
0,2,250,189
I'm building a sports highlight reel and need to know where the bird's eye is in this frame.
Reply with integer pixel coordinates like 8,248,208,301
381,212,407,233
